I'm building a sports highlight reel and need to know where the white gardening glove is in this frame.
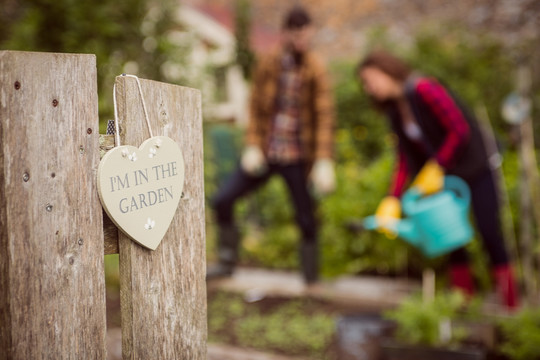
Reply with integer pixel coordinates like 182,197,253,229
240,145,267,176
310,158,336,196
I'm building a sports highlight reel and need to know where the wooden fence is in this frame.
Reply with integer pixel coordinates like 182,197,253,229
0,50,207,359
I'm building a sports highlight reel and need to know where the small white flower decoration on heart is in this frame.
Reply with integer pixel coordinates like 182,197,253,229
122,148,130,158
149,147,157,158
155,138,162,148
144,218,156,230
128,152,138,162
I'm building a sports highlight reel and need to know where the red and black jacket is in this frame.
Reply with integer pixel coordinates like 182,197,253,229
388,77,490,197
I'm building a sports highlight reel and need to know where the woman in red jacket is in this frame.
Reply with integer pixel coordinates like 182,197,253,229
357,50,519,309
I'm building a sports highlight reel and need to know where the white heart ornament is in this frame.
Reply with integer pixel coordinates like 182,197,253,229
97,136,185,250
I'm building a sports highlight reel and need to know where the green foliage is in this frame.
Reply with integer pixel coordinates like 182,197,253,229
319,139,414,276
498,307,540,360
405,27,515,147
329,61,389,161
104,254,120,291
234,0,255,79
1,0,190,128
500,150,526,241
205,124,243,193
208,291,336,359
238,176,299,269
384,291,468,347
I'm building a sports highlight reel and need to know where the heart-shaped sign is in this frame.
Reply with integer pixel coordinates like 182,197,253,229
97,136,185,250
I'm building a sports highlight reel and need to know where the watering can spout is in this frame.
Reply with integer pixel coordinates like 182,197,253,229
363,216,421,247
393,219,421,247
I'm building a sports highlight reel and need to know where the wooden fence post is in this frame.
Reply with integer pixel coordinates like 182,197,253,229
0,51,107,359
113,75,207,359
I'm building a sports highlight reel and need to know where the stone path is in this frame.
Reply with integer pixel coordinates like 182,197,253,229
207,266,420,310
207,343,311,360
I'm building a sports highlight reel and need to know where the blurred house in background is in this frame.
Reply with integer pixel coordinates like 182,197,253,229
168,4,248,125
181,0,539,65
167,3,279,126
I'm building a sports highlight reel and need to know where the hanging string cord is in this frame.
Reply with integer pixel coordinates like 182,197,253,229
112,83,121,146
112,74,153,146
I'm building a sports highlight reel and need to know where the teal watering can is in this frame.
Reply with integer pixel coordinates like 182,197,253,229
364,176,473,258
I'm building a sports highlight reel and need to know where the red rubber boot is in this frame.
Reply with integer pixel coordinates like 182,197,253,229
493,264,519,310
449,264,475,297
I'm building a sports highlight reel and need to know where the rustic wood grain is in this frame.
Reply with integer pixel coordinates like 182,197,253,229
0,51,107,359
115,75,207,359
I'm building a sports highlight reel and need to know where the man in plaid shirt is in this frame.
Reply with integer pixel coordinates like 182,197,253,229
208,6,336,285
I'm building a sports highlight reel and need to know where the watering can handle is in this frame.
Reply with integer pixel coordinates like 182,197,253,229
443,176,471,208
403,176,471,213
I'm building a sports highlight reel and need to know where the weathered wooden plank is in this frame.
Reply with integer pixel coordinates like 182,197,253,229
115,75,207,359
0,51,107,359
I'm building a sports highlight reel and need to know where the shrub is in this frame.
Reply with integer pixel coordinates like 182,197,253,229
383,291,468,347
498,307,540,360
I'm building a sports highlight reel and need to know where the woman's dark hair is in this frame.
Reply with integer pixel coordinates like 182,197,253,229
357,50,412,83
357,50,413,110
283,6,311,30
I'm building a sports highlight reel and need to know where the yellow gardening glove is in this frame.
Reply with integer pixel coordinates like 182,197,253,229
411,159,444,195
375,196,401,238
310,158,336,196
